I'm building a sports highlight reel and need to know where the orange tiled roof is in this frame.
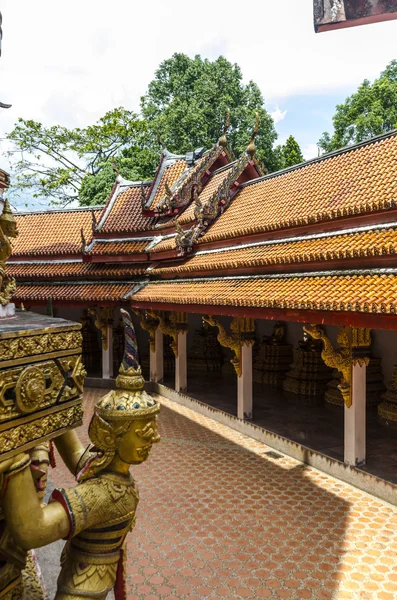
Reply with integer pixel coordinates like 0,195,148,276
14,282,137,303
86,240,150,256
147,159,187,211
132,271,397,314
8,262,147,280
176,165,235,226
13,208,100,256
98,184,157,234
151,224,397,275
199,132,397,245
150,165,236,254
149,236,177,254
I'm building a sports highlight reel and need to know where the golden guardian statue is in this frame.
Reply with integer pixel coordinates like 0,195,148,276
0,309,160,600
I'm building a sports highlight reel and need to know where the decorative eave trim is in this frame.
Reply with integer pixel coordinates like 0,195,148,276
85,236,154,253
145,150,186,210
193,220,397,257
144,267,397,285
15,205,105,216
19,279,144,287
8,259,82,265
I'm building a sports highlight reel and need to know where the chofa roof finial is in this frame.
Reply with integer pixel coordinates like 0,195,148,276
157,132,166,151
246,111,259,159
219,107,230,148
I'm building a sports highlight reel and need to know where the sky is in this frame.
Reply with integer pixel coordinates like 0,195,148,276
1,0,397,209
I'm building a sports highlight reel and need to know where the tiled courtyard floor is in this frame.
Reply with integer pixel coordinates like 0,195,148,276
50,388,397,600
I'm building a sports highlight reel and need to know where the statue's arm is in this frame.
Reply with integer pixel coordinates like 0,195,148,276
2,454,70,549
54,429,86,476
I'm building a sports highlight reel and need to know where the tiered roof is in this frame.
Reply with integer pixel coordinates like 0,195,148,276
9,129,397,328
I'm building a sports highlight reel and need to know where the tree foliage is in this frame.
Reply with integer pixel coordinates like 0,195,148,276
319,60,397,153
5,54,282,207
281,135,304,168
5,108,157,206
141,53,281,172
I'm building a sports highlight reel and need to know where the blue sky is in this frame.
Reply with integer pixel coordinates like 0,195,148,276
1,0,397,209
268,90,352,159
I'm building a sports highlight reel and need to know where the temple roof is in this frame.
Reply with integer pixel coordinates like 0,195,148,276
151,222,397,276
132,270,397,316
13,207,101,257
10,129,397,326
7,262,146,280
14,281,139,303
198,130,397,245
95,179,156,234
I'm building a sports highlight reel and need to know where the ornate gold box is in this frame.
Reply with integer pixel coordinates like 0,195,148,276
0,310,84,459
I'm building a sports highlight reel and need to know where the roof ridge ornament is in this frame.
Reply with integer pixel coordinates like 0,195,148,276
140,181,147,210
219,108,231,148
91,209,98,231
246,112,259,159
157,132,166,151
80,227,87,252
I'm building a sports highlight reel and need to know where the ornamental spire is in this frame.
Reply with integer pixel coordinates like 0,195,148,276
246,112,259,159
219,108,231,148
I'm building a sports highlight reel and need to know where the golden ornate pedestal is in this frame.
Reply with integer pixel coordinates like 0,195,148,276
283,337,333,398
325,357,385,407
254,342,293,387
0,310,84,461
188,325,223,372
378,364,397,424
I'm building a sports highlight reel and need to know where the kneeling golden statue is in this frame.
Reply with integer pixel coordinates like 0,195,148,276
0,309,160,600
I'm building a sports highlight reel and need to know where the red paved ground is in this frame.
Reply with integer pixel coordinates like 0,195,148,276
51,389,397,600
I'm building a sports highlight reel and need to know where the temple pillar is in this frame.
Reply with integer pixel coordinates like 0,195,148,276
89,308,114,380
237,343,253,420
150,329,164,383
102,323,113,379
175,332,187,392
344,362,366,466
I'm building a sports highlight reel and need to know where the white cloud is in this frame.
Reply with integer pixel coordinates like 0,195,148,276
303,143,321,160
270,106,288,125
0,0,396,175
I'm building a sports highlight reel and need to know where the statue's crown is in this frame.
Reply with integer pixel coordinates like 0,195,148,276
95,309,160,422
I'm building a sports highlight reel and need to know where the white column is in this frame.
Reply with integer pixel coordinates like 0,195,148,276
175,332,187,393
237,343,253,420
344,362,366,466
102,323,113,379
150,329,164,383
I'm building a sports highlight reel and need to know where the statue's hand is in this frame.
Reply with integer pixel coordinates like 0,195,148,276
0,453,27,474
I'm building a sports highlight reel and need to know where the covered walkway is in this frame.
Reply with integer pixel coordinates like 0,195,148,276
46,388,397,600
162,372,397,485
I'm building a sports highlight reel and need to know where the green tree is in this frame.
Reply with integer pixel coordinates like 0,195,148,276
141,53,281,172
281,135,304,168
5,54,283,207
5,108,158,206
319,60,397,153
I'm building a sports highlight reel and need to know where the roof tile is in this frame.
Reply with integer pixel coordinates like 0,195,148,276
152,225,397,275
200,134,397,244
13,209,99,256
132,273,397,314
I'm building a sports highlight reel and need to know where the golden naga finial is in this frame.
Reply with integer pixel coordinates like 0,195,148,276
157,132,165,150
111,156,120,175
164,181,173,200
219,107,231,148
246,111,259,159
80,227,87,252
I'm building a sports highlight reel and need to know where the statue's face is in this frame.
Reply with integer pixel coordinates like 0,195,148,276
117,416,160,464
